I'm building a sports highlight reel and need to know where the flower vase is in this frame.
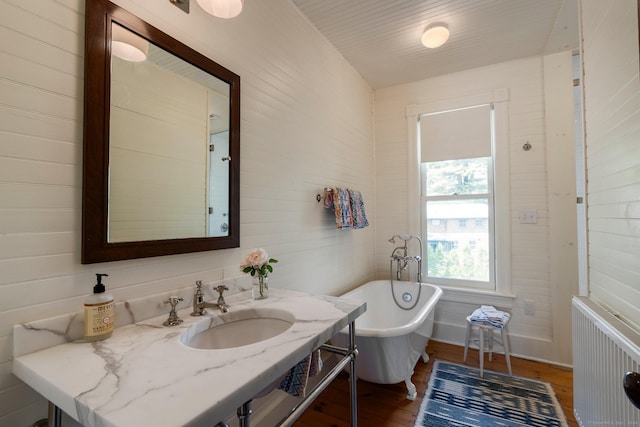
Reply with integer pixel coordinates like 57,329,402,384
252,274,269,299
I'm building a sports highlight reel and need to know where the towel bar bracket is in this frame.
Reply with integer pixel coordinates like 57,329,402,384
317,187,335,203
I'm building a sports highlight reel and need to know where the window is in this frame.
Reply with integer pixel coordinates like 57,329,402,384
423,157,493,287
419,104,496,290
406,89,511,298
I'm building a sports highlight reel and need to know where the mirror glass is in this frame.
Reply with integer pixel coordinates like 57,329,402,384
82,0,240,263
109,23,230,242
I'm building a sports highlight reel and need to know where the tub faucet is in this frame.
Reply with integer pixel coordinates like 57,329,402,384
389,235,423,283
391,246,408,280
191,281,230,316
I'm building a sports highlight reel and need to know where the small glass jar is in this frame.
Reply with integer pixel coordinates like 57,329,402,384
252,274,269,299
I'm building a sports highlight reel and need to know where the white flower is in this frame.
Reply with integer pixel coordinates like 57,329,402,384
241,248,268,269
240,248,278,276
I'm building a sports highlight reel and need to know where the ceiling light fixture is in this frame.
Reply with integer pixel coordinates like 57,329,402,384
195,0,244,19
111,24,149,62
421,23,450,49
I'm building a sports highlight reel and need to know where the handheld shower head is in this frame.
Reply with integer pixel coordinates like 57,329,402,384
389,234,412,243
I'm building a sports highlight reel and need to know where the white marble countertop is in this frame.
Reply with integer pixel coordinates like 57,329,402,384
12,287,365,427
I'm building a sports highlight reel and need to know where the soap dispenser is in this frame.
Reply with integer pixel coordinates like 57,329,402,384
83,273,114,341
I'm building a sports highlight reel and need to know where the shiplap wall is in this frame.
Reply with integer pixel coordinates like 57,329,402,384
581,0,640,327
374,53,579,364
0,0,374,424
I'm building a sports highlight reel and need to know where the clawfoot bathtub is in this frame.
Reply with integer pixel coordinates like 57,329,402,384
332,280,442,400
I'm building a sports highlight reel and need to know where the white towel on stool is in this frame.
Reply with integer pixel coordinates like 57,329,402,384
470,305,511,328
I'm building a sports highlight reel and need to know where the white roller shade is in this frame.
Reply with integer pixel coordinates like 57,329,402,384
420,104,492,163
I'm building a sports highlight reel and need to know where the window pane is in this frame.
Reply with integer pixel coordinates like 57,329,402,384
425,158,489,196
425,199,489,282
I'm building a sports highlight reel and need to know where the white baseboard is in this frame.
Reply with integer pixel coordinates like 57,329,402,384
432,321,573,369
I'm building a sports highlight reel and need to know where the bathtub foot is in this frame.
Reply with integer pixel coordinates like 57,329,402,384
421,350,429,363
404,377,417,401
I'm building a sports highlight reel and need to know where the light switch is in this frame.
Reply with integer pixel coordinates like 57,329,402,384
524,299,535,315
518,209,537,224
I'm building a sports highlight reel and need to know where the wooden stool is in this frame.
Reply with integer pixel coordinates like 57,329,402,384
463,314,512,378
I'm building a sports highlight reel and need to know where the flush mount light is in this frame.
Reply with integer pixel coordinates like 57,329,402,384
421,23,450,48
111,23,149,62
195,0,244,19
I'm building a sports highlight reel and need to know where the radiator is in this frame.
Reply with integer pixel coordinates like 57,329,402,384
572,297,640,426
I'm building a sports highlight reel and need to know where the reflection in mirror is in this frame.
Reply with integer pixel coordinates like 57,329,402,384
112,23,148,62
82,0,240,263
108,23,230,242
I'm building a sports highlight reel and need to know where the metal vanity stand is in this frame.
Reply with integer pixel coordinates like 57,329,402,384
275,321,358,427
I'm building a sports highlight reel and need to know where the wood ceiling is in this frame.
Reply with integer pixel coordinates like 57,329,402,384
291,0,579,89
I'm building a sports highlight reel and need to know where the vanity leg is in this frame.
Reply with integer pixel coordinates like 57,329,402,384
237,400,253,427
348,321,358,427
48,401,62,427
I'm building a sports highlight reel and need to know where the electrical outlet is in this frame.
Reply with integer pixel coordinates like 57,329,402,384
524,299,535,315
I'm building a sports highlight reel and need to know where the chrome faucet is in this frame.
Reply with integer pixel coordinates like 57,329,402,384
191,281,230,316
389,235,423,283
214,285,230,312
391,246,409,280
163,296,184,326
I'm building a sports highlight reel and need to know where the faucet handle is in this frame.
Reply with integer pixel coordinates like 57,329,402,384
214,285,229,307
164,296,184,307
163,296,184,326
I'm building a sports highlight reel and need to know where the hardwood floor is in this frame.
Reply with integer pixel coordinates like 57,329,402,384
294,340,577,426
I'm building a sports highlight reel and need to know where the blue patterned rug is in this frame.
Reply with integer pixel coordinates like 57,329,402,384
415,360,569,427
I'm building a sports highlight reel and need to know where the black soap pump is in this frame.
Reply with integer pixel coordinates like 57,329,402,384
83,273,114,341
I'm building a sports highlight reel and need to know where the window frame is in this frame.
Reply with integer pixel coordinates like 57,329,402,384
406,89,513,302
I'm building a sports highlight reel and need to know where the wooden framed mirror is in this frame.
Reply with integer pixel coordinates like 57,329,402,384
82,0,240,263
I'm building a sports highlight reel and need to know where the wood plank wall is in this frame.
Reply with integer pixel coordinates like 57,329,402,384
581,0,640,327
373,53,579,364
0,0,374,424
6,0,636,424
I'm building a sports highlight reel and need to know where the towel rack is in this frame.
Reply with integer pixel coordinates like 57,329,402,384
316,187,333,203
275,321,358,426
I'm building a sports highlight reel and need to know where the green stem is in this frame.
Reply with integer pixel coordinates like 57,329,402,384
258,275,268,297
